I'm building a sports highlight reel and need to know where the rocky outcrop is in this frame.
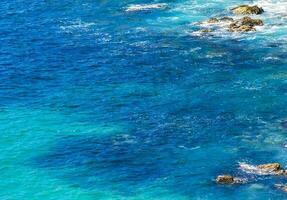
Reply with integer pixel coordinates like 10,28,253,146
256,163,287,175
257,163,281,172
231,5,264,15
229,17,263,32
216,175,245,184
204,17,234,24
216,175,234,184
220,17,234,22
240,17,263,26
195,5,265,36
206,17,219,23
239,162,287,175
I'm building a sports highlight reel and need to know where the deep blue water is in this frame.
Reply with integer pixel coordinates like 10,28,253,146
1,0,287,199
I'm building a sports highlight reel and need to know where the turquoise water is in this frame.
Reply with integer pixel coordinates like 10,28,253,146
1,0,287,199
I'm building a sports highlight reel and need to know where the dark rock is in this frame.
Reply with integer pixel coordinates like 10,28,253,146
257,163,281,172
216,175,234,184
216,175,246,184
228,17,263,32
219,17,234,22
240,17,264,26
231,5,264,15
229,24,256,32
200,29,213,33
207,17,219,23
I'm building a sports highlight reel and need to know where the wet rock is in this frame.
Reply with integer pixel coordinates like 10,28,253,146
219,17,234,22
240,17,263,26
200,28,213,33
207,17,219,23
239,162,287,175
216,175,246,184
228,17,263,32
257,163,281,172
216,175,234,184
204,17,234,24
231,5,264,15
229,24,256,32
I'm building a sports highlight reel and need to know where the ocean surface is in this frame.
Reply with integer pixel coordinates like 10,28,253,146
1,0,287,199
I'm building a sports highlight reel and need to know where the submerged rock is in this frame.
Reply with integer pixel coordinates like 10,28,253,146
203,17,234,24
207,17,219,23
200,28,213,33
229,17,263,32
231,5,264,15
219,17,234,22
281,120,287,129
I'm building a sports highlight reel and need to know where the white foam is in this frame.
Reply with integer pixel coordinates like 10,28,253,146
125,3,168,12
239,162,279,175
59,20,95,33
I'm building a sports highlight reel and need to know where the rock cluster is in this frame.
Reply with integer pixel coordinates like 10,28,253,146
231,5,264,15
197,4,264,34
216,163,287,192
229,17,264,32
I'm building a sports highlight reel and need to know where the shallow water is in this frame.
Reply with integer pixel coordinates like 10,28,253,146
1,0,287,199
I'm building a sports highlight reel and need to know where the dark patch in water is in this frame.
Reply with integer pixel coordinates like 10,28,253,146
281,120,287,129
33,129,281,198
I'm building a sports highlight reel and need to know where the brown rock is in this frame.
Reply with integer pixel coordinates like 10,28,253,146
228,17,263,32
231,5,264,15
241,17,263,26
257,163,281,172
200,29,212,33
229,24,256,32
219,17,234,22
216,175,234,184
207,17,219,23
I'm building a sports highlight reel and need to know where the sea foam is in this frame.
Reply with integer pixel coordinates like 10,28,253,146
125,3,168,12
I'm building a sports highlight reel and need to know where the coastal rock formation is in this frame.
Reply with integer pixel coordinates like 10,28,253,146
204,17,234,24
231,5,264,15
239,162,287,175
229,17,263,32
229,24,256,32
216,175,234,184
216,175,245,184
257,163,281,172
206,17,219,23
220,17,234,22
195,5,265,35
